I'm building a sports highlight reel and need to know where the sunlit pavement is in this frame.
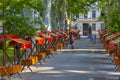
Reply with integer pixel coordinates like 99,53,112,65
10,36,120,80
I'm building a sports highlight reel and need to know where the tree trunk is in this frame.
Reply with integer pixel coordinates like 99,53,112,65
51,0,57,30
2,0,6,67
62,0,66,30
118,0,120,14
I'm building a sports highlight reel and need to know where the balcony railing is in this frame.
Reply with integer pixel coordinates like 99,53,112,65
75,18,99,22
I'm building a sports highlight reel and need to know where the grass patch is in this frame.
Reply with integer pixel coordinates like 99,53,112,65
0,47,14,66
0,40,15,65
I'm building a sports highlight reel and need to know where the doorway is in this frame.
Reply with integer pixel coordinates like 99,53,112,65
83,23,91,36
83,23,88,36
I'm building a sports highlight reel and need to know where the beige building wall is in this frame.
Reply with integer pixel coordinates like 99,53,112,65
73,20,104,36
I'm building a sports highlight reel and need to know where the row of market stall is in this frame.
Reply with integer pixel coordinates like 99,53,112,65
98,29,120,72
0,29,80,80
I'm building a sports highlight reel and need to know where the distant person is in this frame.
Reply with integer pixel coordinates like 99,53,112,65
70,33,75,49
78,32,81,40
89,34,96,45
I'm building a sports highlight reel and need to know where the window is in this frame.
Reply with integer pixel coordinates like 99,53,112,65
92,10,96,18
100,23,105,30
92,23,96,30
84,15,87,18
91,3,96,6
76,15,79,19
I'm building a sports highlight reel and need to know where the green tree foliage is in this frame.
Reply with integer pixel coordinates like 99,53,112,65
52,0,98,30
98,0,120,33
109,9,120,33
66,0,99,17
0,0,46,37
0,0,46,67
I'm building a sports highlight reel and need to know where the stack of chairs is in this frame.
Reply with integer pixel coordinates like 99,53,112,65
0,29,79,80
52,30,65,49
0,35,28,80
70,29,80,40
37,31,55,58
6,35,37,72
98,29,120,71
33,36,46,64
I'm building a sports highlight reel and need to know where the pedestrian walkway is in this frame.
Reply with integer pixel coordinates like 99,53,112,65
7,36,120,80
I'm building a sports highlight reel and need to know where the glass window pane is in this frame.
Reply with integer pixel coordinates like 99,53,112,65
92,23,96,30
92,10,96,18
100,23,105,30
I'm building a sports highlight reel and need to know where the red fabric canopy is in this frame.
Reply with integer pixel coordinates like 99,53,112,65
108,38,120,51
37,32,53,42
0,36,5,43
0,35,21,43
108,41,116,51
34,36,46,44
48,32,60,40
21,41,32,50
98,29,108,35
48,36,53,42
6,35,32,50
38,38,46,44
6,35,21,39
105,32,120,42
37,32,44,36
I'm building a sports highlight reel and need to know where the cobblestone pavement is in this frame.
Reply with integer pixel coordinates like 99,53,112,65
2,36,120,80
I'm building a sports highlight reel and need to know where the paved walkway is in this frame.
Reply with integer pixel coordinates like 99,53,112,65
4,36,120,80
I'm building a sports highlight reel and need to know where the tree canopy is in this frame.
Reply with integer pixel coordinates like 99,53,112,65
98,0,120,33
0,0,46,37
0,0,119,35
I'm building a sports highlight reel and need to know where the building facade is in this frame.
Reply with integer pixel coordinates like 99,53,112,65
73,3,105,36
